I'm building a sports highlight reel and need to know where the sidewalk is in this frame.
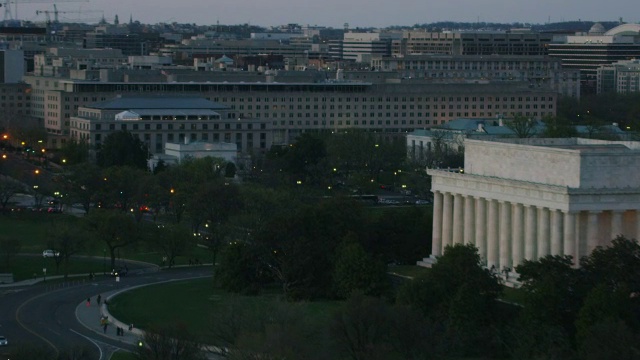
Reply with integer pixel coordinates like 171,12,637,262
75,289,144,347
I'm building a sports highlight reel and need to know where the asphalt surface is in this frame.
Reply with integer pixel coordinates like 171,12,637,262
0,264,214,359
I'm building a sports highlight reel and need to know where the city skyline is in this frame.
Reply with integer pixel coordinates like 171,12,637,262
15,0,639,28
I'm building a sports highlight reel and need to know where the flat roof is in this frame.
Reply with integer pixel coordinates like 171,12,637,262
87,96,230,110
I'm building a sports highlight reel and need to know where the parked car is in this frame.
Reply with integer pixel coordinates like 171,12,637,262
0,336,8,346
42,250,60,258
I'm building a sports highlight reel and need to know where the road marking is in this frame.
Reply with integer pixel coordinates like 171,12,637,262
70,328,107,360
16,292,60,358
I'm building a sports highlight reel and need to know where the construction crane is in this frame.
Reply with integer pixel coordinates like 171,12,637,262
2,0,88,22
36,4,102,25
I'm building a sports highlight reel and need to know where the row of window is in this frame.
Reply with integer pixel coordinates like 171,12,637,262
210,96,552,103
74,122,268,131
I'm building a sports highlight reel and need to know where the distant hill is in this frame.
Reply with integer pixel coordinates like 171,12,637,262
392,21,627,33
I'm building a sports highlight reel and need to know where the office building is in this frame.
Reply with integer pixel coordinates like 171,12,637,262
371,54,581,98
392,30,553,57
597,59,640,94
69,96,271,154
24,71,557,148
548,23,640,94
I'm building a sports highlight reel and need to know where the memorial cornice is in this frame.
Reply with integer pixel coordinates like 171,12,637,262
428,169,640,212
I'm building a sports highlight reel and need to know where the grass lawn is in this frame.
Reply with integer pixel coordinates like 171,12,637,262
108,278,342,343
0,213,215,278
109,350,137,360
500,285,527,305
389,264,430,278
6,255,104,281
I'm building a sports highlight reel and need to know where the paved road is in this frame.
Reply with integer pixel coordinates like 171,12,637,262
0,265,214,359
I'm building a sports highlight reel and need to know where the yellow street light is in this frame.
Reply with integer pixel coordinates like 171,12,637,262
34,169,40,175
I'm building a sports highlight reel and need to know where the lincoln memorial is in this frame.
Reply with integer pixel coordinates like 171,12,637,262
418,138,640,272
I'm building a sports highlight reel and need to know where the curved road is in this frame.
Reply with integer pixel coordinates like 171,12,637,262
1,262,213,359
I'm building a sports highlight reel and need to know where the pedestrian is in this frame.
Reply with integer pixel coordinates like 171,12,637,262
97,294,101,305
128,323,133,331
86,297,91,307
103,323,108,334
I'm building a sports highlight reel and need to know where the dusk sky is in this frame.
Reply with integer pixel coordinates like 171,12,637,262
19,0,639,27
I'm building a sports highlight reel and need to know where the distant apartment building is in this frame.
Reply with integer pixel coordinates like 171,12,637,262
329,32,402,62
0,26,48,71
33,48,128,76
597,59,640,94
70,96,271,154
24,70,557,148
371,54,581,98
84,25,158,56
392,30,553,57
548,23,640,94
158,39,311,65
0,82,32,125
0,49,24,83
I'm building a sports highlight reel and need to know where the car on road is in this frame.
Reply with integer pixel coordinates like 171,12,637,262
0,336,7,346
110,267,128,277
42,250,60,258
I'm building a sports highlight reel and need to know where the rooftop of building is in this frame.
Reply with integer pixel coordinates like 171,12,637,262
86,96,230,110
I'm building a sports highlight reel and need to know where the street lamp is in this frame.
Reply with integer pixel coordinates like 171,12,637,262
103,249,106,275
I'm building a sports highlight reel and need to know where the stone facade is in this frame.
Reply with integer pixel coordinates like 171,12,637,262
419,138,640,271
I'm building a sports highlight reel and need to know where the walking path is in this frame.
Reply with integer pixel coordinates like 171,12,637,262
75,288,145,347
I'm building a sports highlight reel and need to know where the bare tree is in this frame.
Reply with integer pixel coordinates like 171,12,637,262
136,322,206,360
506,115,538,138
0,176,24,211
47,220,87,276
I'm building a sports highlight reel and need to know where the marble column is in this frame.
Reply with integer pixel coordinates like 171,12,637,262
511,203,524,268
537,207,550,259
586,211,601,254
499,201,512,270
610,210,623,240
524,205,537,260
441,192,454,250
452,194,464,245
563,211,576,262
431,191,443,257
463,196,475,245
550,209,563,256
475,197,487,260
487,199,499,269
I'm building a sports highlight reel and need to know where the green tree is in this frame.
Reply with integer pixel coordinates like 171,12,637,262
189,180,243,274
59,139,90,165
332,234,390,299
542,115,578,138
217,241,262,294
258,197,366,300
330,292,394,360
285,133,328,184
577,318,640,360
516,255,584,331
580,236,640,293
96,130,149,169
575,283,635,347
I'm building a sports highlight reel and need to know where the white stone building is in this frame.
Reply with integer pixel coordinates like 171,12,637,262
420,138,640,272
